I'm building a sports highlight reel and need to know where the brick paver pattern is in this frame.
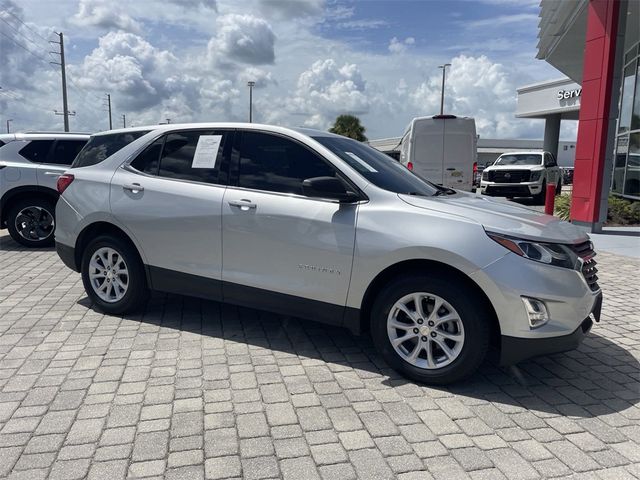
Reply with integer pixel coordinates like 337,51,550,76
0,231,638,480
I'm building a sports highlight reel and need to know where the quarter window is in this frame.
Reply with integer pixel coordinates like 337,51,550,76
238,131,337,195
130,137,163,175
19,140,54,163
48,140,87,165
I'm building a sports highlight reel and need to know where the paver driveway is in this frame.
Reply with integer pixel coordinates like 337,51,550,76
0,231,639,480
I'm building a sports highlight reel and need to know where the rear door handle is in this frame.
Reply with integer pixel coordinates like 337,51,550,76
228,199,256,210
123,183,144,193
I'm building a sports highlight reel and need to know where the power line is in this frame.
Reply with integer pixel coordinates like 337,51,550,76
0,30,50,64
0,16,49,51
0,8,52,44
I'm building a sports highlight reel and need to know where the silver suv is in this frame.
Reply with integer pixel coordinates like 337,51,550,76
0,132,89,247
54,123,602,384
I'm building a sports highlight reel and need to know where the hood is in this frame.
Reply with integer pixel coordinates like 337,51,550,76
485,164,544,171
398,191,589,244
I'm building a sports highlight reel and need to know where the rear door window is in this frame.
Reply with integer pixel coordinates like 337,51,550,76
19,140,54,163
47,140,87,165
72,130,150,168
130,137,164,175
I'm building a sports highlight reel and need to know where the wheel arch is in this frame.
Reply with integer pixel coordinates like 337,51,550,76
74,222,149,285
0,186,59,227
355,259,501,345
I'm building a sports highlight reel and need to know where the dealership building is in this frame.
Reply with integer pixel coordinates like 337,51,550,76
535,0,639,229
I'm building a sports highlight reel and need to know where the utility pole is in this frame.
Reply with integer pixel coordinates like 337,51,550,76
247,81,255,123
50,32,75,131
6,119,12,133
438,63,451,116
122,114,126,128
103,94,113,130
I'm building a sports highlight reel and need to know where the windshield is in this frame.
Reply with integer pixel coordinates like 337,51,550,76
495,154,542,166
312,135,439,196
72,130,150,168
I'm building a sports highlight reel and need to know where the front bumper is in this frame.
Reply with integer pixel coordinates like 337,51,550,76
500,294,601,365
480,181,543,197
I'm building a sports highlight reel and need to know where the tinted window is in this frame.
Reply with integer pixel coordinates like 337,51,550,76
313,135,439,196
48,140,87,165
130,137,163,175
19,140,54,163
72,130,150,168
0,141,5,148
158,130,226,184
238,132,337,195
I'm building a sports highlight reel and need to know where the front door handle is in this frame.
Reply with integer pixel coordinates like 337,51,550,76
228,199,256,210
123,183,144,193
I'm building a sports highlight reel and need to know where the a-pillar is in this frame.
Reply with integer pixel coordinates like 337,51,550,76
543,114,561,160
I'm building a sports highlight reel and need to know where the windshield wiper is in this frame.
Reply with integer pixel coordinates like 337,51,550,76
432,186,456,196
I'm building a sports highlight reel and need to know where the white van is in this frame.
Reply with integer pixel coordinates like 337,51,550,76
399,115,477,191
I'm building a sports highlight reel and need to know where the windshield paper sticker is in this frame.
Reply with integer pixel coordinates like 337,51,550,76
192,135,222,169
345,152,377,173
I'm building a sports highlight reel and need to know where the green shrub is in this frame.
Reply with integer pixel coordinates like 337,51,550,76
554,194,571,220
607,195,640,225
552,194,639,225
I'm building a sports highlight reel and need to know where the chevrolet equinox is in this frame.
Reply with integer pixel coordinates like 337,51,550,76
55,123,602,384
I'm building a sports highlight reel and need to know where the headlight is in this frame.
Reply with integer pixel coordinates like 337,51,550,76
481,171,488,180
487,232,578,269
530,170,543,181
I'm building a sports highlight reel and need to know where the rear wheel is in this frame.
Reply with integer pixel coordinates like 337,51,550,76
370,273,490,384
6,197,56,248
81,235,148,314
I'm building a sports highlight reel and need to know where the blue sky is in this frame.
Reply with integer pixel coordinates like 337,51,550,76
1,0,574,140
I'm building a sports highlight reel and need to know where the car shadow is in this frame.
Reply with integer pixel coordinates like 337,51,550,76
0,235,55,252
77,293,639,417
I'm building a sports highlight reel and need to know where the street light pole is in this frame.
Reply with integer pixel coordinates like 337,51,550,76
438,63,451,116
247,81,255,123
6,119,12,133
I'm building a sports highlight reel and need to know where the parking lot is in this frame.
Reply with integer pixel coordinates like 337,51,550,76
0,230,639,480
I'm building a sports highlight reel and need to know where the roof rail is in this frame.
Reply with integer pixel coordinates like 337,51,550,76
23,131,92,134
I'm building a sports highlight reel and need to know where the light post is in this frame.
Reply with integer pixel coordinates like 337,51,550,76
247,81,255,123
438,63,451,115
6,119,12,133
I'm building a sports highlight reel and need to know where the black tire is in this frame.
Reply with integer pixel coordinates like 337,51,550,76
81,234,149,315
555,181,562,196
6,197,56,248
534,180,547,205
370,273,490,385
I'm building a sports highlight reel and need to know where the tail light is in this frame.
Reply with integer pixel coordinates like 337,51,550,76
57,174,74,194
473,162,477,173
407,162,413,171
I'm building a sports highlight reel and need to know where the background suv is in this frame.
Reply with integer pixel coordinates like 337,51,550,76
54,123,601,384
480,151,562,204
0,132,89,247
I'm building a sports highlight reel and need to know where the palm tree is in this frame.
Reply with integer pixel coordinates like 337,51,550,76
329,114,367,142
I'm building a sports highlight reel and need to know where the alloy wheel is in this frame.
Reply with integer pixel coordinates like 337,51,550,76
14,206,54,241
387,292,465,369
88,247,129,303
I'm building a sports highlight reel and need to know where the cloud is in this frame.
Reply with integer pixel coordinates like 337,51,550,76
258,0,324,19
71,0,143,33
168,0,217,10
209,14,276,65
336,19,388,30
464,13,538,29
290,59,369,128
388,37,415,54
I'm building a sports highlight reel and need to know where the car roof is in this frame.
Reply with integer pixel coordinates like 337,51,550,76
90,123,342,140
497,151,544,156
0,132,90,142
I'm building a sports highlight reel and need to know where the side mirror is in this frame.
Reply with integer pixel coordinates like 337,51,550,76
302,176,360,203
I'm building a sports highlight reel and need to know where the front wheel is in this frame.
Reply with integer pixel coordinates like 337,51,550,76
81,235,149,315
533,180,547,205
370,274,490,384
